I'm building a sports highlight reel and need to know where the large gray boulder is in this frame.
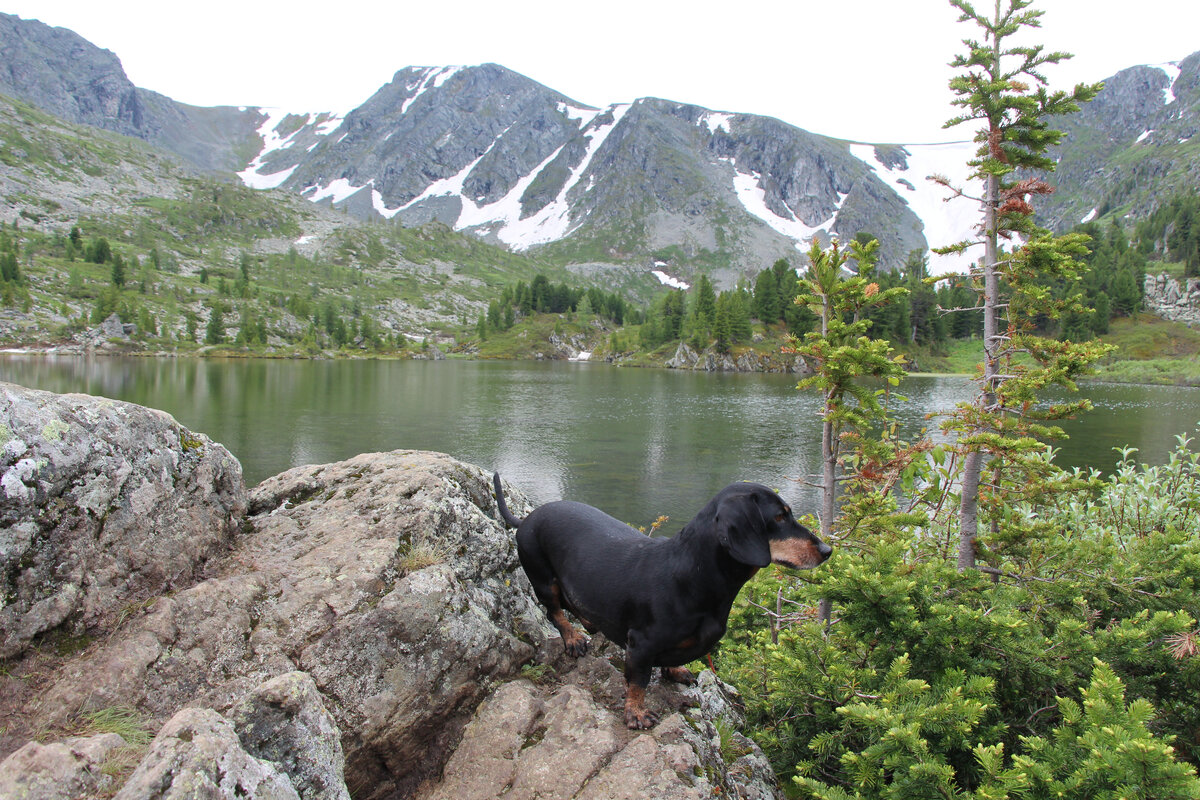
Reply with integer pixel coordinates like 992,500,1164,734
0,381,247,659
0,732,129,800
5,449,548,798
113,708,302,800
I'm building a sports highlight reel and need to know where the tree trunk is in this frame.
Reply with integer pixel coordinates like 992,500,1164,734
959,119,1001,570
957,448,982,570
818,295,835,623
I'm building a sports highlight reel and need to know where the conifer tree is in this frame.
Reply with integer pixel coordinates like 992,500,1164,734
939,0,1107,570
753,268,781,322
692,274,717,332
792,239,909,556
110,253,126,288
205,303,226,345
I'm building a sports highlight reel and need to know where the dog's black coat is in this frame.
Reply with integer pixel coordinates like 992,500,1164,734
493,473,831,728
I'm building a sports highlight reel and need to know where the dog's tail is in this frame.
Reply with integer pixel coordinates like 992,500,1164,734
493,472,524,528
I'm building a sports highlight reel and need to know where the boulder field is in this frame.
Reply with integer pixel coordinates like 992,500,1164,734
0,381,781,799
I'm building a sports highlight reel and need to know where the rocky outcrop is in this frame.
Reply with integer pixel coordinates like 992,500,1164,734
0,732,130,800
666,341,810,373
0,381,246,659
420,650,778,800
0,12,146,138
0,384,784,799
1143,272,1200,326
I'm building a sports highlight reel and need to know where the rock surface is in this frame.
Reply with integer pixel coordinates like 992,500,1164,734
0,381,246,659
419,647,779,800
1144,272,1200,326
0,732,129,800
0,384,784,799
666,341,809,373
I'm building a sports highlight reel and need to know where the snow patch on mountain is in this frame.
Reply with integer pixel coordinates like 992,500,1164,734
237,108,303,189
652,265,690,289
238,109,343,189
305,177,370,205
387,103,631,249
725,158,837,248
1150,62,1182,105
700,112,734,135
401,66,464,114
558,101,600,127
848,142,979,274
492,103,631,249
388,130,514,218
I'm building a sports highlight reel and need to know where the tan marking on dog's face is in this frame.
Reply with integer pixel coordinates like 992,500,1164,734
770,537,828,570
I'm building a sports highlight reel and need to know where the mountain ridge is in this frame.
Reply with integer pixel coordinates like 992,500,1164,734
2,11,1198,283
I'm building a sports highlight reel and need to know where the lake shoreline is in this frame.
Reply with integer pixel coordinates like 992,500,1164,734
6,345,1200,388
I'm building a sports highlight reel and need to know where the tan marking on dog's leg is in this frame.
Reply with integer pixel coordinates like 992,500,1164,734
624,683,658,729
551,609,589,657
662,665,696,685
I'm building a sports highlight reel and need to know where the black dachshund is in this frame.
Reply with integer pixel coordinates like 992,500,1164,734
493,473,832,729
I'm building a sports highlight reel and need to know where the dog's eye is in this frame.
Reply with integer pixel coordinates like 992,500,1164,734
774,513,786,523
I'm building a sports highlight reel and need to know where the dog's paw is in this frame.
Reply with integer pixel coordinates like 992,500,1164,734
624,706,659,730
662,666,697,685
563,633,590,657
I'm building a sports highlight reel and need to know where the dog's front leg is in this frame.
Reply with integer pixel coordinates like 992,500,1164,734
623,632,658,729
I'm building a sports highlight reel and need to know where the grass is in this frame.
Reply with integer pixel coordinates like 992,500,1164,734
70,706,154,747
397,537,454,572
1091,314,1200,385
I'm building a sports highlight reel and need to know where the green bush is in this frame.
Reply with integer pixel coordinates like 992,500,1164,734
717,434,1200,797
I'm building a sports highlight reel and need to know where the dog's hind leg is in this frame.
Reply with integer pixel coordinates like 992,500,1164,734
661,666,697,685
518,539,590,657
547,582,590,657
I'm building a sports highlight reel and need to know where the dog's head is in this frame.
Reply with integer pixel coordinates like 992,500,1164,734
713,483,832,570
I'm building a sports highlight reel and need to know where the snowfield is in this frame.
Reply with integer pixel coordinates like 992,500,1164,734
848,142,982,275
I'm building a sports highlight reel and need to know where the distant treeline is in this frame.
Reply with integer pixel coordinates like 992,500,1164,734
633,188,1200,354
480,274,632,335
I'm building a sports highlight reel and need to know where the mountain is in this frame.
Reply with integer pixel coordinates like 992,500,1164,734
1040,54,1200,230
248,63,937,276
2,11,1199,286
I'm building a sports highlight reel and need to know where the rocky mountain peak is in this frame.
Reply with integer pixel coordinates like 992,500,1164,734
0,12,145,137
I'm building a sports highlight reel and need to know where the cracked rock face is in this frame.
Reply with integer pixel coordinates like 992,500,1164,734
0,381,247,659
3,446,549,799
1144,272,1200,326
420,644,780,800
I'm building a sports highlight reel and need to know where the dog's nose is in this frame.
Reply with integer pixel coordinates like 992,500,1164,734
818,541,833,561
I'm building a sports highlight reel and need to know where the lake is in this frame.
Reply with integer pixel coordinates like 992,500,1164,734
3,355,1198,530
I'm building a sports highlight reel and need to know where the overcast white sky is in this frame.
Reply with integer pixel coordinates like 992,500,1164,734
4,1,1198,144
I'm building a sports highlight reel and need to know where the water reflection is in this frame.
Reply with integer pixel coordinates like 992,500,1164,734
2,355,1197,529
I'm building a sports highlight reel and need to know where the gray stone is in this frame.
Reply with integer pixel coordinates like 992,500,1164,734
0,732,128,800
228,672,350,800
99,313,129,339
1143,272,1200,326
418,645,782,800
113,708,300,800
0,382,247,659
10,450,547,800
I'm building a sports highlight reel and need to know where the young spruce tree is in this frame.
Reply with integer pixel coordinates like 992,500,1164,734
938,0,1109,570
791,239,913,563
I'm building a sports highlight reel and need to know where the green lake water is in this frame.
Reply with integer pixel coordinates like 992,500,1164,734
3,355,1198,529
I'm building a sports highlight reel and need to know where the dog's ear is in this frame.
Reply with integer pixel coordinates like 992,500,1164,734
715,496,771,567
